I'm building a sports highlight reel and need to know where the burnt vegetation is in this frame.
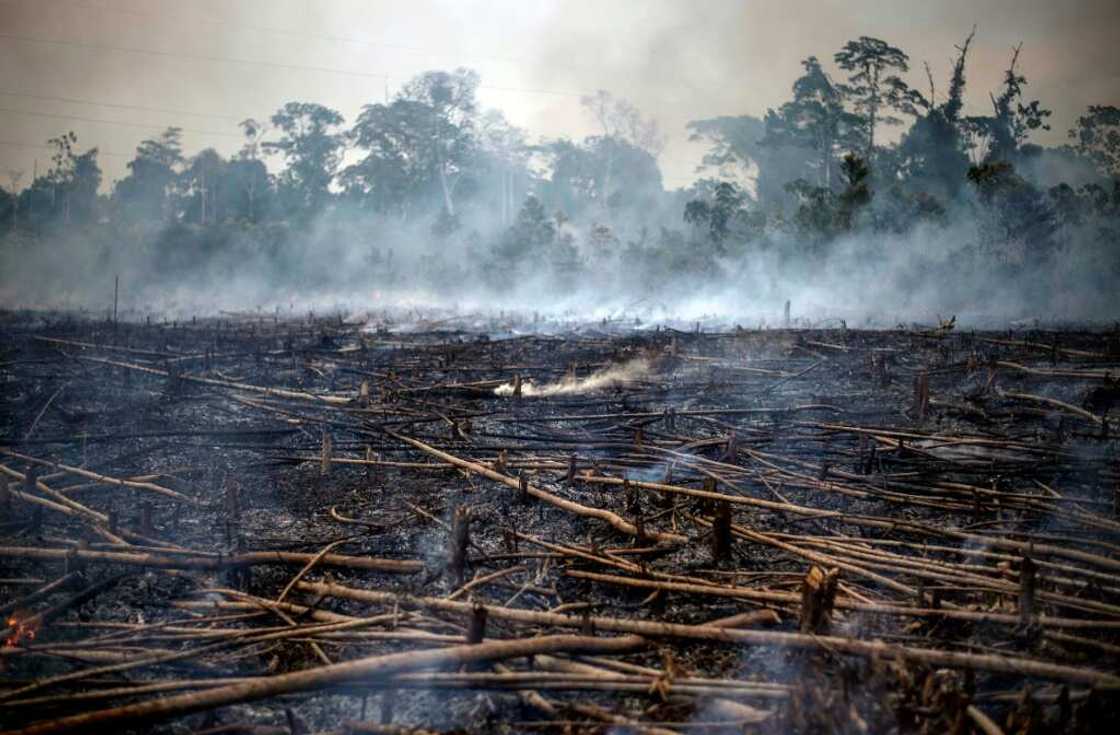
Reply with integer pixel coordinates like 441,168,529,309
0,312,1119,733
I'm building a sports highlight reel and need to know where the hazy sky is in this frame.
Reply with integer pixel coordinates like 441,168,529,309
2,0,1117,192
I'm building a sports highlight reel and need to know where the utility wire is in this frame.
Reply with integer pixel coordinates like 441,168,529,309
0,106,243,139
0,90,246,121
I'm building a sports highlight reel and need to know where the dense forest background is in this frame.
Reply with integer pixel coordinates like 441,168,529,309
1,31,1118,323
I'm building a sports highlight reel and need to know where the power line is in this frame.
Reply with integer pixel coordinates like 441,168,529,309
71,0,543,71
0,32,391,82
0,139,129,158
0,106,242,139
0,31,587,99
0,90,245,121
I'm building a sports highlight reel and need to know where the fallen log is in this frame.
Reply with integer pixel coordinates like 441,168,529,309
391,433,686,544
0,546,422,574
1,635,645,735
297,581,1120,687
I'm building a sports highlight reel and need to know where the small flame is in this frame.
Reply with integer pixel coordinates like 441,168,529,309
495,358,650,397
4,610,40,648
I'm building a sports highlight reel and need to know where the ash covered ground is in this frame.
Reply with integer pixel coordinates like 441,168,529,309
1,309,1119,734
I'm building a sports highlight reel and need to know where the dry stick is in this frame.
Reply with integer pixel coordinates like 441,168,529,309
511,532,643,575
76,354,352,405
688,511,918,599
579,474,1120,575
998,390,1105,425
0,547,422,574
0,575,126,649
23,382,67,440
0,465,108,524
0,449,198,506
3,672,788,709
490,663,681,735
297,581,1120,687
447,565,527,601
390,433,686,544
787,534,1120,611
1,635,646,735
994,361,1116,381
965,704,1007,735
0,572,81,617
2,595,438,704
274,538,353,605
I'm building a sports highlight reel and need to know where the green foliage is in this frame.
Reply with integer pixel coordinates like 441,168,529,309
896,29,975,202
114,127,183,222
1069,105,1120,176
761,57,863,189
345,69,481,218
263,103,344,215
970,45,1052,164
967,161,1057,261
834,37,926,156
683,181,760,251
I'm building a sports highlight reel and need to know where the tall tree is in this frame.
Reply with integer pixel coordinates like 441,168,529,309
346,69,481,220
477,110,529,226
897,28,975,201
578,91,664,220
400,68,480,218
41,131,101,225
541,136,663,220
234,119,271,222
761,56,863,188
834,37,925,158
114,127,182,222
182,148,226,225
263,103,344,216
972,45,1051,163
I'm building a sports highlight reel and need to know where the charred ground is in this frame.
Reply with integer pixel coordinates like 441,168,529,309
1,311,1119,734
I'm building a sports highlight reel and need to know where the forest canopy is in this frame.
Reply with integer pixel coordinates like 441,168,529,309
1,32,1117,323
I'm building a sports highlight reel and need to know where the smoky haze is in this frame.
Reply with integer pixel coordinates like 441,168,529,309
0,0,1118,326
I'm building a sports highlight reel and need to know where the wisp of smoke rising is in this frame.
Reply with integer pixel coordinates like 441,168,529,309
494,358,650,397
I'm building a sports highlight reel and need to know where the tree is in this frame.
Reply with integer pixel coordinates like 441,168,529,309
182,148,226,225
494,194,555,260
578,91,664,220
263,103,344,216
1068,105,1120,177
834,37,925,158
683,180,756,250
967,161,1057,262
896,29,975,201
477,110,529,226
3,170,23,230
540,136,663,220
761,56,863,189
114,127,183,222
401,68,481,219
835,153,871,230
234,119,271,223
346,69,481,220
971,45,1051,164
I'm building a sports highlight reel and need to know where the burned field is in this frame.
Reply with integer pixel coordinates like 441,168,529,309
1,312,1119,734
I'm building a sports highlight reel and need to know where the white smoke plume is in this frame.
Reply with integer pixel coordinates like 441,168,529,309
494,358,651,397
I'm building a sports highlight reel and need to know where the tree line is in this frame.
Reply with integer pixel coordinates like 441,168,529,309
1,31,1118,307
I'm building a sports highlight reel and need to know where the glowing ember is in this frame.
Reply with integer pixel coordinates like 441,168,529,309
4,610,39,648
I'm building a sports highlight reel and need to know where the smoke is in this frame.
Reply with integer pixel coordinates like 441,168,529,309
2,194,1117,327
494,358,651,397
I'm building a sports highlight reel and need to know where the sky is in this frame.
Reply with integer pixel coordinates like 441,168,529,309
1,0,1118,193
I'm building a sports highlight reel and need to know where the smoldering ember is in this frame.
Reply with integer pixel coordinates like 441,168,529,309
1,3,1120,735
